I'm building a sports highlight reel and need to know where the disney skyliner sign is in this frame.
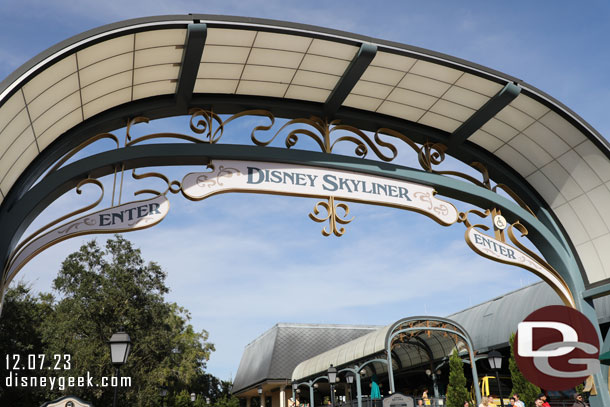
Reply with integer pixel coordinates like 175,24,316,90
3,160,602,393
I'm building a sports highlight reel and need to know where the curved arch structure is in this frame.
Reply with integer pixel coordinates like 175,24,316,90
1,15,610,404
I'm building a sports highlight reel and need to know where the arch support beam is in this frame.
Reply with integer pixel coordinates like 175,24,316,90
449,82,521,148
176,23,207,109
324,43,377,118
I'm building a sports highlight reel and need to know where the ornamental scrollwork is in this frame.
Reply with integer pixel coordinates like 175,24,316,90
309,196,354,237
54,109,536,223
124,109,275,146
131,169,182,197
251,116,399,162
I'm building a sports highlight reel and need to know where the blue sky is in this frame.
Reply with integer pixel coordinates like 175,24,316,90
1,1,610,381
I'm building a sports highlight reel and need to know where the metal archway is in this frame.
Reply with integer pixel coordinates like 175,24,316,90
1,14,609,406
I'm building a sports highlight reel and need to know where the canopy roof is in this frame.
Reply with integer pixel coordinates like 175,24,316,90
1,15,610,285
291,317,470,382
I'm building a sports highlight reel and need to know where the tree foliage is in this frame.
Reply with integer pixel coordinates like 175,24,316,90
216,394,241,407
509,332,540,406
0,282,53,404
445,348,470,407
0,236,218,406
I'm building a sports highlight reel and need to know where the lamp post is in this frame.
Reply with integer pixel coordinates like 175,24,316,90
425,369,441,399
328,365,337,407
108,330,131,407
346,372,354,405
160,387,168,407
487,350,504,407
292,383,299,407
258,386,264,407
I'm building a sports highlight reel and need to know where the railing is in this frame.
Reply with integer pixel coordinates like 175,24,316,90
336,399,382,407
336,397,446,407
331,398,576,407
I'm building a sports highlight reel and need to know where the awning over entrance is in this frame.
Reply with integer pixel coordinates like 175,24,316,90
291,317,470,382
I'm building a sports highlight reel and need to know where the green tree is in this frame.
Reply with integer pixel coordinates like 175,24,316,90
0,282,53,405
509,333,540,406
41,235,215,406
175,389,192,407
216,394,241,407
445,348,470,407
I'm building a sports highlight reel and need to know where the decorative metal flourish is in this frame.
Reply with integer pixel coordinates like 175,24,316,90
50,108,536,222
457,208,492,232
309,196,354,237
505,220,555,271
390,320,464,349
47,134,120,175
125,109,275,146
131,169,182,197
251,116,399,162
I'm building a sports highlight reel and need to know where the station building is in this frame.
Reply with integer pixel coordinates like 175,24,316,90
233,282,610,406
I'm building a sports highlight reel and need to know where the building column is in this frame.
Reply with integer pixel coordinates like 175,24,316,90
280,386,286,407
247,398,251,407
261,392,265,407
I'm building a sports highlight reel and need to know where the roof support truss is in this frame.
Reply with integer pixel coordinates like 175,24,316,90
323,43,377,118
176,23,207,109
448,82,521,149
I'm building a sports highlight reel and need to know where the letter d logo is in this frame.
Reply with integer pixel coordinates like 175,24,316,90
517,321,577,357
514,305,600,390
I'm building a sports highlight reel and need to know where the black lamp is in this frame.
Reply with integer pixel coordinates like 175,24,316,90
108,330,131,407
328,365,337,407
487,350,504,407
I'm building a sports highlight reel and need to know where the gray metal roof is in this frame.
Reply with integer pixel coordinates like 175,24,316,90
232,323,380,394
447,282,563,352
448,281,610,352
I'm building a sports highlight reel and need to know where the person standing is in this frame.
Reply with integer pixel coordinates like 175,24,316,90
421,389,430,406
477,397,489,407
538,394,550,407
572,393,589,407
512,394,524,407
